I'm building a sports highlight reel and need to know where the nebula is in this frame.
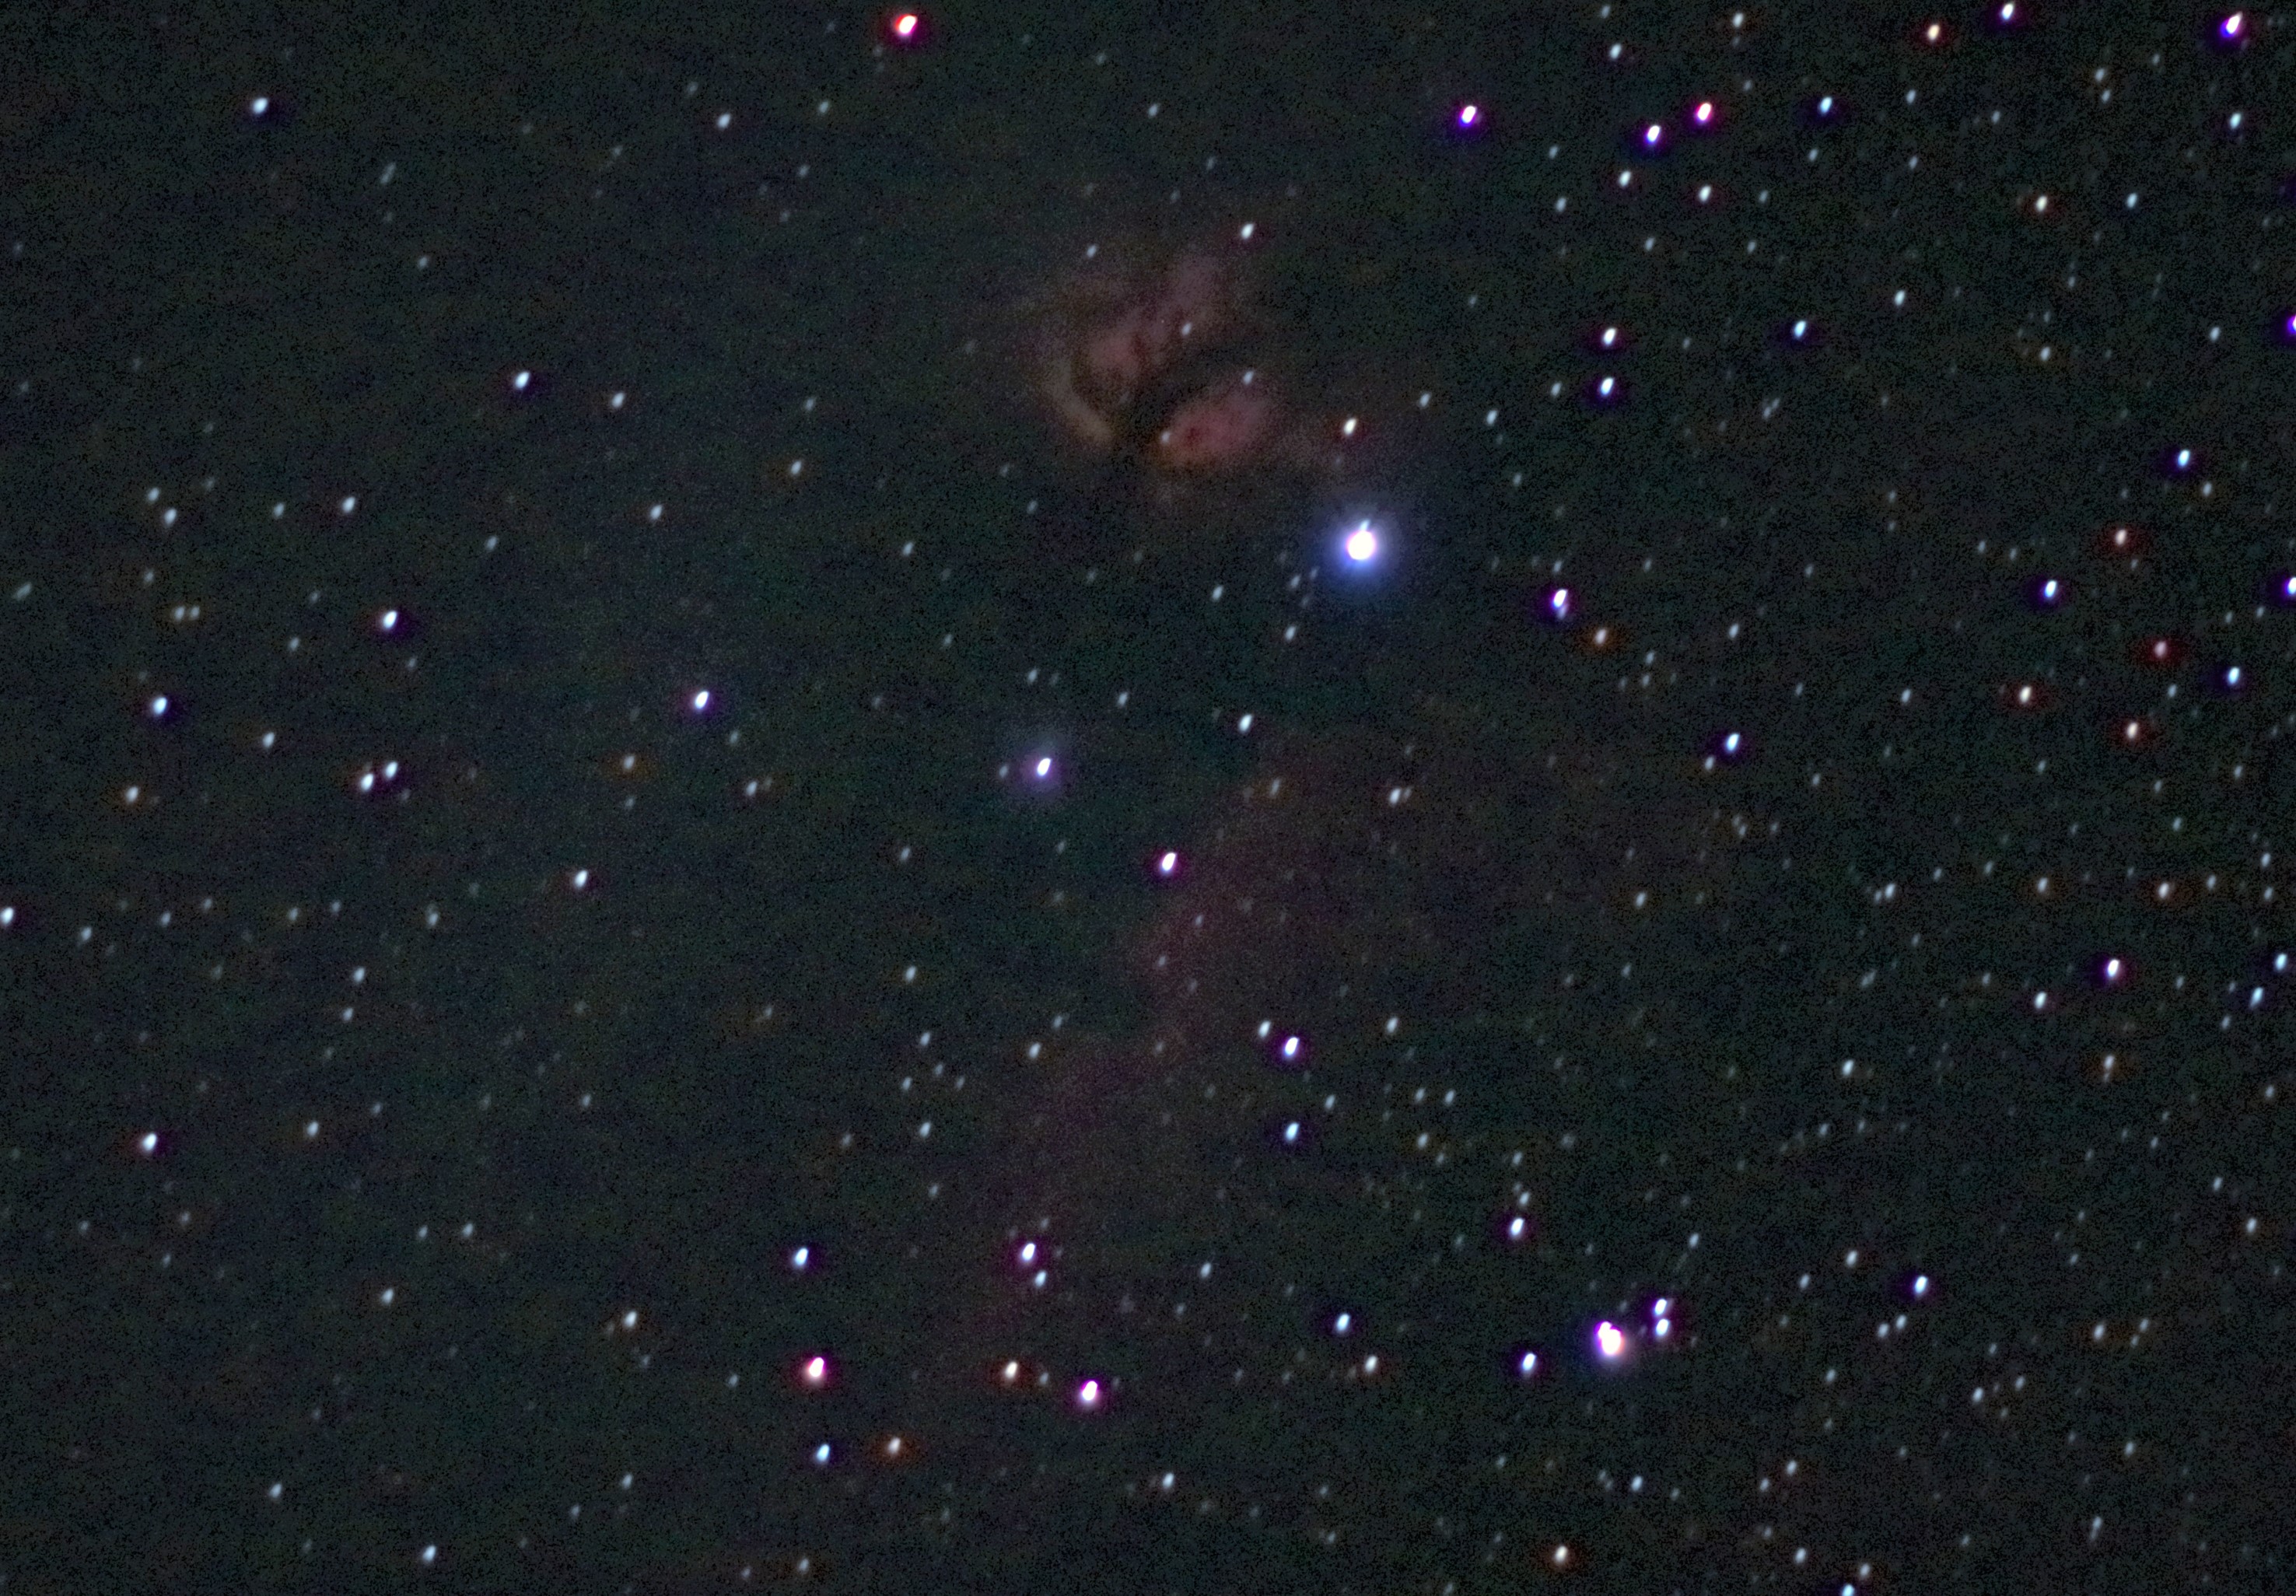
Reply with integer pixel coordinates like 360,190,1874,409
1032,236,1328,485
1150,370,1279,471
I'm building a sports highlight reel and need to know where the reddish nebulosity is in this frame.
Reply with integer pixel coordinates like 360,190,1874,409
1129,733,1448,1055
945,730,1732,1423
1125,712,1754,1076
931,1016,1245,1412
1152,375,1279,471
1070,250,1231,422
1033,236,1342,490
921,722,1710,1397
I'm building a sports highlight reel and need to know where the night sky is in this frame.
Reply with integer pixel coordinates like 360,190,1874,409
3,2,2293,1590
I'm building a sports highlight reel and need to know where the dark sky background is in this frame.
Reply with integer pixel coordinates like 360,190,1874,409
2,2,2292,1590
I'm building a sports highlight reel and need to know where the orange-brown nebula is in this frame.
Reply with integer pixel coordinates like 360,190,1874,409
1034,238,1332,485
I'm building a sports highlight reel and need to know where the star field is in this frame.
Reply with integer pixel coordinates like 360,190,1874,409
2,3,2293,1591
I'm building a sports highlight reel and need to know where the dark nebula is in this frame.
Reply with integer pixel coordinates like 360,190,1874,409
950,702,1738,1426
19,6,2289,1587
